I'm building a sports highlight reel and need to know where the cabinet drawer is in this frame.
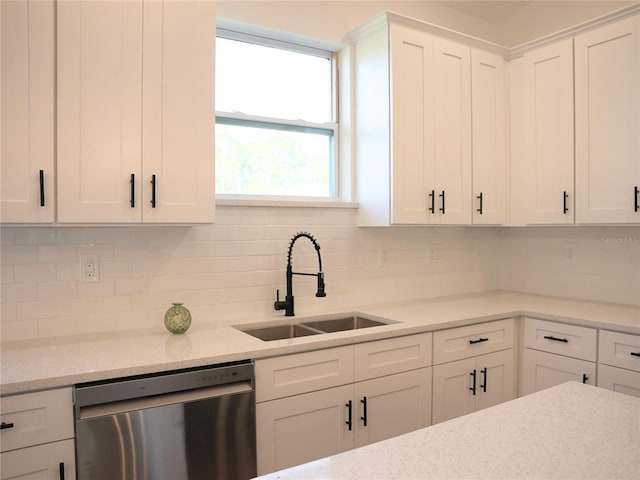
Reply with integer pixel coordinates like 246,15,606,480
255,346,354,402
597,364,640,398
0,439,75,480
433,318,514,365
599,330,640,373
523,318,596,361
354,333,432,381
0,388,74,453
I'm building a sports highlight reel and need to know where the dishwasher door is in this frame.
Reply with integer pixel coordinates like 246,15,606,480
76,366,256,480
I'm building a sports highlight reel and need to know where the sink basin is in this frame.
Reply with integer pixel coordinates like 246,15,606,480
241,324,321,341
301,316,388,332
236,313,395,341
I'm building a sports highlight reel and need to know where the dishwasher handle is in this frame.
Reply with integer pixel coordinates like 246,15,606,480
78,381,253,420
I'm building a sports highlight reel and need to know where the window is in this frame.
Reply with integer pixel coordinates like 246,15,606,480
215,30,338,198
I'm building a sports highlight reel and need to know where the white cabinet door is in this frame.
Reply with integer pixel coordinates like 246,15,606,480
475,349,515,412
597,364,640,398
522,39,575,224
142,0,215,223
575,15,640,224
471,48,507,225
57,0,143,223
1,439,75,480
390,24,434,225
521,348,596,396
256,385,353,476
434,38,472,225
433,350,514,424
432,357,476,424
354,368,431,448
0,0,55,223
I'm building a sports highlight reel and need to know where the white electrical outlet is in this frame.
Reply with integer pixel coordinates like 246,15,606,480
80,254,100,282
428,245,444,263
563,245,578,265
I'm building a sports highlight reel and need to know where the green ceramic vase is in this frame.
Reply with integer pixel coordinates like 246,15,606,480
164,302,192,334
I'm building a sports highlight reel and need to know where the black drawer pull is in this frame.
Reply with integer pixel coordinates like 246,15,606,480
0,422,14,430
345,400,352,431
130,173,135,208
582,373,589,384
59,462,65,480
439,190,445,214
469,369,477,396
360,396,368,427
39,170,45,207
544,335,568,343
428,190,435,214
469,337,489,345
477,192,483,215
630,352,640,357
151,174,157,208
563,191,569,214
480,367,487,393
635,186,639,212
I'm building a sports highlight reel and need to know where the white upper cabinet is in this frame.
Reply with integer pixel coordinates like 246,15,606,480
471,49,507,225
0,1,55,223
575,15,640,224
521,39,575,225
57,0,215,224
354,17,485,226
57,0,143,223
433,38,472,225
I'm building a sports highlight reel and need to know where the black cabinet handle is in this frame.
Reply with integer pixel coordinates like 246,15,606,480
635,186,639,212
439,190,445,214
345,400,352,431
544,335,568,343
477,192,483,215
39,170,45,207
469,369,477,396
59,462,65,480
582,373,589,384
130,174,135,208
360,396,368,427
563,191,569,214
469,337,489,345
0,422,14,430
428,190,435,214
630,352,640,357
151,174,156,208
480,367,487,393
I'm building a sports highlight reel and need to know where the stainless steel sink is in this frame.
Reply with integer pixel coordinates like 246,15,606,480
236,314,395,341
301,316,388,332
241,324,321,341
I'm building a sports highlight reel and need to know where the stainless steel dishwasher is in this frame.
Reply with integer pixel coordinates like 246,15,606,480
74,361,256,480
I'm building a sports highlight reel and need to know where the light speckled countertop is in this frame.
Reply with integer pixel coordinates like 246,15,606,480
1,291,639,395
254,381,640,480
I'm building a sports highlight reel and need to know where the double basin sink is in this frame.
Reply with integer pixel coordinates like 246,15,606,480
237,314,395,341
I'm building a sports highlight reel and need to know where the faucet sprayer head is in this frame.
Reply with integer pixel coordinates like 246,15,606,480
316,271,326,297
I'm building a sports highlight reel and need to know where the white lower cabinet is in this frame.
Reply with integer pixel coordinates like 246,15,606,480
432,349,514,424
520,317,597,396
521,348,596,395
255,334,432,475
0,388,75,480
597,330,640,397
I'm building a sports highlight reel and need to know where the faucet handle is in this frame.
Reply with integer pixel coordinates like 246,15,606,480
274,289,286,310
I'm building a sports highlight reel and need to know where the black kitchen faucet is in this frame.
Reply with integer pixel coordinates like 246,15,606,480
274,231,326,316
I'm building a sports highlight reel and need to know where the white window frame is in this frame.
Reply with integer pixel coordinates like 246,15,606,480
215,26,341,202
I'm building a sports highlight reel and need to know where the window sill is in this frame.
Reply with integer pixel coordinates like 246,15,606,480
216,197,358,209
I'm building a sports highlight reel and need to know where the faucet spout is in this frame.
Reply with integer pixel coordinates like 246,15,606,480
274,231,326,316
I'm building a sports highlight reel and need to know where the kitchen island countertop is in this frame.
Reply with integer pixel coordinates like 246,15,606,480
254,381,640,480
1,291,639,394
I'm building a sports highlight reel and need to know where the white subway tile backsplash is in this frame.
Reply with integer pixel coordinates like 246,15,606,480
1,206,638,341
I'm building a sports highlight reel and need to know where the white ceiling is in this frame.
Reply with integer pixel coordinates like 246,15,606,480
439,1,533,24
